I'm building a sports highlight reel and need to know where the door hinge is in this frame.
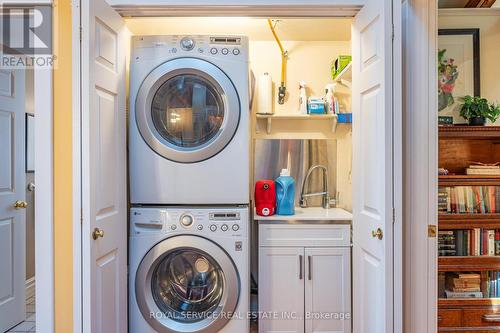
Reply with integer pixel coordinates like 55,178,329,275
391,23,395,41
79,27,82,42
392,207,396,224
428,225,437,238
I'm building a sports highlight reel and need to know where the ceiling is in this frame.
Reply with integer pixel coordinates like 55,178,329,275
124,17,353,41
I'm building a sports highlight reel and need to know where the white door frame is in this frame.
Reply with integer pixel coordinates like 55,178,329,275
402,0,438,333
0,1,55,331
69,0,446,333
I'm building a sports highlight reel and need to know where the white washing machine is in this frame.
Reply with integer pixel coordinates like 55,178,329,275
129,206,249,333
129,35,250,205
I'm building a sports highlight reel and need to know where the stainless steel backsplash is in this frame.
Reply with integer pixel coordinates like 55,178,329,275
253,139,337,207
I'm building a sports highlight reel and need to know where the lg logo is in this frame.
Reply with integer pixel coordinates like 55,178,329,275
1,6,52,55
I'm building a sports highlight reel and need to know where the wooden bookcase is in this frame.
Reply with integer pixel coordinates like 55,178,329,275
438,126,500,332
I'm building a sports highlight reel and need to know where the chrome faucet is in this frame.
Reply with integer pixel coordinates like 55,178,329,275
299,165,330,209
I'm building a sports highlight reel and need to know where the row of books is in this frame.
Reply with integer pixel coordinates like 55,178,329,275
438,186,500,214
439,272,500,298
438,229,500,256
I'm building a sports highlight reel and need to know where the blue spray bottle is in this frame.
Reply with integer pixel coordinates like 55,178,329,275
275,169,295,215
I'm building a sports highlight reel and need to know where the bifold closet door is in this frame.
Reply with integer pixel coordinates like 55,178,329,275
352,0,399,333
304,247,351,333
259,247,305,333
80,0,128,332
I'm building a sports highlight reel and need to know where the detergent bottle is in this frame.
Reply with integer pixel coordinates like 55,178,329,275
275,169,295,215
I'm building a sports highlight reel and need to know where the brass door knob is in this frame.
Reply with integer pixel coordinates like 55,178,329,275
371,228,383,240
13,200,28,209
92,228,104,240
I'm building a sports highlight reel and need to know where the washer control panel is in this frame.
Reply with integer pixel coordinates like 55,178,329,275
130,207,247,237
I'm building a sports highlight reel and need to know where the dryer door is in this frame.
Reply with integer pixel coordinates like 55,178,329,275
135,58,240,163
135,235,240,333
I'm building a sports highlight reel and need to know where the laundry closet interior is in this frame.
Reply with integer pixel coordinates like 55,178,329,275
81,2,394,332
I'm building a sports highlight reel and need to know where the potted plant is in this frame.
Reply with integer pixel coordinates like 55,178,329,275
460,95,500,126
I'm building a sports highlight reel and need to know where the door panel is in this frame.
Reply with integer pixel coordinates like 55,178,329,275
352,2,394,333
0,68,26,332
305,247,351,333
259,247,305,333
81,0,127,332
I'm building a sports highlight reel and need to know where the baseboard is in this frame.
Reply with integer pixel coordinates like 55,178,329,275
26,277,35,299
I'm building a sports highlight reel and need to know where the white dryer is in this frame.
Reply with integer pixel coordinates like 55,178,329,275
129,206,249,333
129,35,250,205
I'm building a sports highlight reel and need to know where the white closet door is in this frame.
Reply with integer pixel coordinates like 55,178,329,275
352,1,397,333
305,247,351,333
80,0,127,332
0,68,26,332
259,247,305,333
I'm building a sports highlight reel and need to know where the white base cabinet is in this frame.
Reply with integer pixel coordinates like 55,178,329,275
258,223,351,333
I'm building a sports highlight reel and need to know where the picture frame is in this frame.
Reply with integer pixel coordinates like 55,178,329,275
438,28,480,124
26,113,34,173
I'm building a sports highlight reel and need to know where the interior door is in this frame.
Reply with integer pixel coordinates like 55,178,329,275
0,68,26,332
259,247,305,333
80,0,127,332
305,247,351,333
352,1,397,333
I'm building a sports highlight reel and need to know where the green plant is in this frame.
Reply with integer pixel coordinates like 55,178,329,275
460,95,500,123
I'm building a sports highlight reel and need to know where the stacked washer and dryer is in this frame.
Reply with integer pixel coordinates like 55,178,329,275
129,35,250,333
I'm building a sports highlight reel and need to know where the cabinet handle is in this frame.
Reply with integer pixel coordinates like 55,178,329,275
299,255,303,280
308,256,312,280
482,314,500,323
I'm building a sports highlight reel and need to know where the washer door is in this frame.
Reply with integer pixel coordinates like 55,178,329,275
135,235,240,333
136,58,240,163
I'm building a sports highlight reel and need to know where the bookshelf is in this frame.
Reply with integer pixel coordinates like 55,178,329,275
438,126,500,332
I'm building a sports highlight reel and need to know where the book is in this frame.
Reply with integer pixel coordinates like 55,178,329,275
489,230,496,256
445,290,483,298
466,168,500,175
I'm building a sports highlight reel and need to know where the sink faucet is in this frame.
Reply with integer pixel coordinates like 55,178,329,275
299,165,330,209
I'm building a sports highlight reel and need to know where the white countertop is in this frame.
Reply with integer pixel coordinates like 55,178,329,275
254,207,353,221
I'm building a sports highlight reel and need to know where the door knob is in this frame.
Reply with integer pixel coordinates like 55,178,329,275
13,200,28,209
371,228,383,240
92,228,104,240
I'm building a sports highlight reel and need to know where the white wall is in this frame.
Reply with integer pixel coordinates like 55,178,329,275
125,17,354,210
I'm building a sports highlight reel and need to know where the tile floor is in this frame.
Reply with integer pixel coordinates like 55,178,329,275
6,293,35,333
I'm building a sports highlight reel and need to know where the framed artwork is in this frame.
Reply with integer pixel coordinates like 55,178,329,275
26,113,34,173
438,28,480,124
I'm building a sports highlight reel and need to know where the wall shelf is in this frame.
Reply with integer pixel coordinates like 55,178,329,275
439,298,500,307
439,125,500,139
438,256,500,272
438,214,500,229
333,62,352,88
439,175,500,186
255,113,339,134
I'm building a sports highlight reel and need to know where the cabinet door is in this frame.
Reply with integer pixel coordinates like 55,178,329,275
305,247,351,333
259,247,305,333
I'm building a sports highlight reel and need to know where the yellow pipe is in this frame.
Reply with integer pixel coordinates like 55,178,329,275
267,19,287,87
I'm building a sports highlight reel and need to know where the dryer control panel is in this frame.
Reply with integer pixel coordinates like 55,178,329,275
130,207,248,237
131,35,249,63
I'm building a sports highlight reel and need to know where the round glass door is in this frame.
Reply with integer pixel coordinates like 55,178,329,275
135,235,240,333
151,249,224,323
151,75,225,149
135,58,240,163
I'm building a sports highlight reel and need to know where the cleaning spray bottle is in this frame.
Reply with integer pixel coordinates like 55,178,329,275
299,81,308,114
325,84,335,114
